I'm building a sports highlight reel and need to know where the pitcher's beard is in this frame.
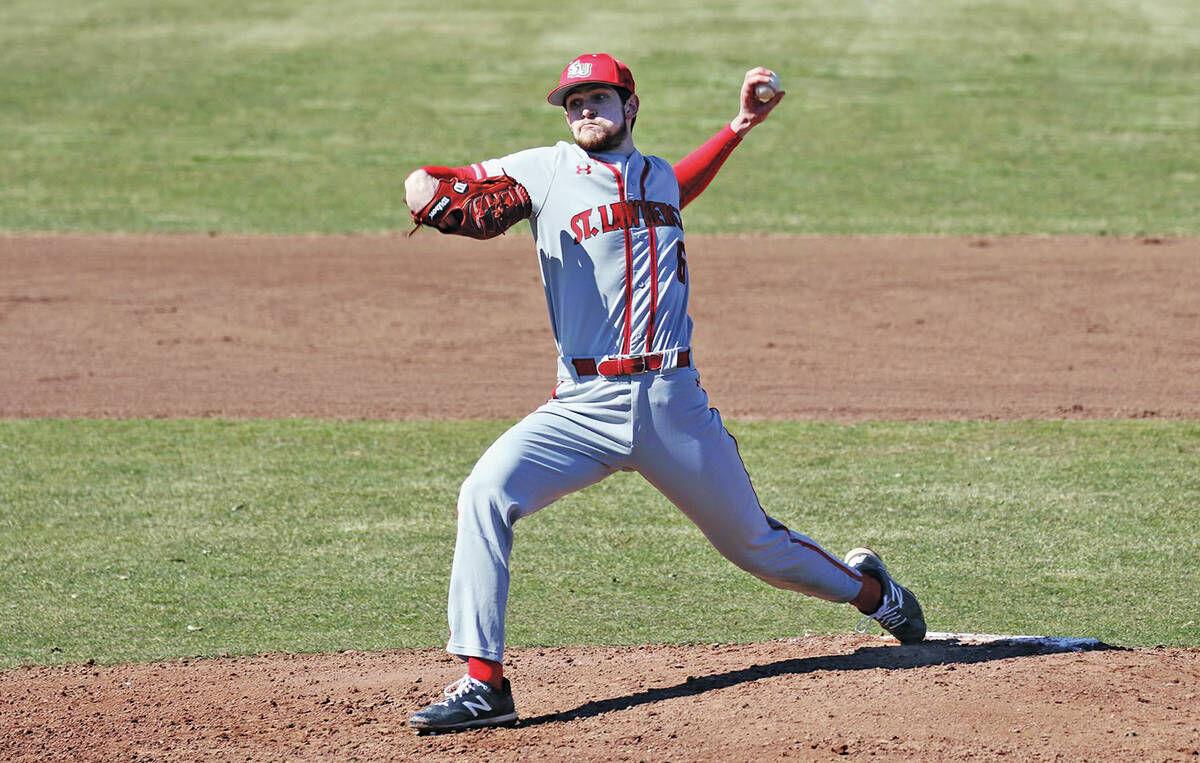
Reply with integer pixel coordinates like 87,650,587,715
574,121,628,152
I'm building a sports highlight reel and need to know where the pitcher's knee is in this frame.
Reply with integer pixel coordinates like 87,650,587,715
457,471,522,529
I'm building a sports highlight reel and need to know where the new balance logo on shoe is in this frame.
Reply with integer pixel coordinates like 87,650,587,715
462,696,492,717
875,605,906,629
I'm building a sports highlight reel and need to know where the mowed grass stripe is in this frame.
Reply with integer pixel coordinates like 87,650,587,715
1,419,1196,668
0,0,1197,233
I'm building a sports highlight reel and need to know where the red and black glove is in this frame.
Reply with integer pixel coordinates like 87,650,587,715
410,172,532,240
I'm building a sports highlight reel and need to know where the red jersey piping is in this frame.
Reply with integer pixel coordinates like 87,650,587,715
595,158,635,355
639,161,659,353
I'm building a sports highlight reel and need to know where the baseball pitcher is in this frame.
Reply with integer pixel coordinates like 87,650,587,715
404,53,926,733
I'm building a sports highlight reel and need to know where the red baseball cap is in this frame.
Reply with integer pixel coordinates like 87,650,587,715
547,53,636,106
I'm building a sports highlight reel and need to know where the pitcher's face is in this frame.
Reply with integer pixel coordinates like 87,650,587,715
564,85,636,152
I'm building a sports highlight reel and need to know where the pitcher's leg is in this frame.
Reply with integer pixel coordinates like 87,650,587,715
637,371,863,602
447,409,615,661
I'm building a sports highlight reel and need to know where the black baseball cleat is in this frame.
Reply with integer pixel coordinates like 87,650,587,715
844,547,927,644
409,675,518,734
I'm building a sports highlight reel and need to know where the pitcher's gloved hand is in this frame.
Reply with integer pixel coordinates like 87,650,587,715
409,171,532,240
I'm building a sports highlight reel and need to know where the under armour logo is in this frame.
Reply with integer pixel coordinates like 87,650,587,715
576,164,592,175
567,60,593,79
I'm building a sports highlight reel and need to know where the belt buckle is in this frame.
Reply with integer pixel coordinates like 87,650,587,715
628,355,648,374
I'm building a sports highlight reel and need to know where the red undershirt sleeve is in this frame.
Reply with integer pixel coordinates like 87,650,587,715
427,127,743,209
421,165,483,180
673,125,745,209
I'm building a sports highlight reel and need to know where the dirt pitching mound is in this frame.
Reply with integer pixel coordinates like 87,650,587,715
2,635,1197,761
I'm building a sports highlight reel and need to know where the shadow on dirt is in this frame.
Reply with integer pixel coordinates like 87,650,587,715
518,636,1117,728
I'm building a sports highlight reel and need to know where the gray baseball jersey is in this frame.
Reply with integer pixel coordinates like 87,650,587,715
476,142,690,376
445,142,866,663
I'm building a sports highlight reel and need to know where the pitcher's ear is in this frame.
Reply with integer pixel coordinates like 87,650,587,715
625,94,640,119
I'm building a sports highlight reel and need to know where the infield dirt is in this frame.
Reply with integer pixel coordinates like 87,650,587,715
1,234,1198,760
3,234,1198,420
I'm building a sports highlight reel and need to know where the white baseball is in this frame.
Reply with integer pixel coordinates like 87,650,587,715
755,72,781,103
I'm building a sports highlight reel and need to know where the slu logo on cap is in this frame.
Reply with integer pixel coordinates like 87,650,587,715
567,60,593,79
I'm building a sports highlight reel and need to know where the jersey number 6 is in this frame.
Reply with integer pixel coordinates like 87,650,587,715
677,242,688,284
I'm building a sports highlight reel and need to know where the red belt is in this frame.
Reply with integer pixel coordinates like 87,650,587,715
572,349,691,378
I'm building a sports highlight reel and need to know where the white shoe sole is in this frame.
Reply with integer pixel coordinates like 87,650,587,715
411,711,519,733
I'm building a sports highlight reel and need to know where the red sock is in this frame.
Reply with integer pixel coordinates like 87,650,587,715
851,574,883,615
467,657,503,689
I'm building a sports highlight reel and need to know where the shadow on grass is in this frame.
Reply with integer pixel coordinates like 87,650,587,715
517,636,1118,728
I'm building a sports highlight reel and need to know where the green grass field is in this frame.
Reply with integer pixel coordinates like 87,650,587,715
1,0,1198,233
2,2,1197,670
2,419,1196,669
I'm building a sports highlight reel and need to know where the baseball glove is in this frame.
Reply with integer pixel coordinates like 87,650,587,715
410,173,532,240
